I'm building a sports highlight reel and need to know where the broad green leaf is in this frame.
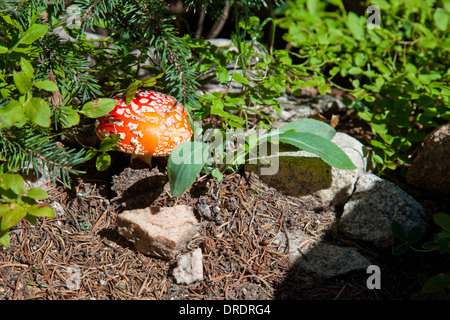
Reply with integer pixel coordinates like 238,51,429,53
0,46,7,53
34,80,59,91
19,24,49,45
276,118,336,140
27,205,55,218
274,132,356,169
168,141,209,197
24,97,51,127
13,71,32,94
1,206,27,230
81,98,116,118
26,187,49,200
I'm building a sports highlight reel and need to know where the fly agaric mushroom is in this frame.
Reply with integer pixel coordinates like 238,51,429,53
95,90,193,165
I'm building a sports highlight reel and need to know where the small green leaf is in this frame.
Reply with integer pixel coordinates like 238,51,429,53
391,221,407,241
60,105,80,128
1,206,27,230
25,214,37,225
346,12,365,39
232,72,250,86
392,243,409,256
24,97,51,127
434,8,449,31
26,188,49,200
433,213,450,232
34,80,59,92
81,98,116,118
1,174,25,195
13,71,32,94
0,100,25,128
125,82,140,105
99,134,120,152
216,65,230,84
211,168,223,183
168,141,209,197
20,58,34,76
0,45,8,53
142,77,157,87
406,226,423,244
27,205,54,218
0,230,10,247
96,152,111,171
19,23,49,45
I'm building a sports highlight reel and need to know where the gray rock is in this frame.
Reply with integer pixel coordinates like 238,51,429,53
172,248,203,284
406,123,450,194
246,132,372,206
274,231,371,279
296,242,372,279
273,229,312,263
116,205,199,259
338,173,428,247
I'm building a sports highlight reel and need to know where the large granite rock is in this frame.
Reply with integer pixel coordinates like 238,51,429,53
273,231,371,279
406,123,450,194
246,132,372,206
338,173,428,247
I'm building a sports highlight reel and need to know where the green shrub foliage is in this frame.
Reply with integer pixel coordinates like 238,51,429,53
2,0,448,249
278,0,450,172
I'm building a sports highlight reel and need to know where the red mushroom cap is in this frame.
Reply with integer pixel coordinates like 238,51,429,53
95,90,193,156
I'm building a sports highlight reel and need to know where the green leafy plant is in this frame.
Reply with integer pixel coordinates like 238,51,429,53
277,0,450,173
391,213,450,299
0,173,54,247
1,0,357,248
168,118,356,197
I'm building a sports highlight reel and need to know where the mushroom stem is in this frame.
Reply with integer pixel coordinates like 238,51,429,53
131,154,153,167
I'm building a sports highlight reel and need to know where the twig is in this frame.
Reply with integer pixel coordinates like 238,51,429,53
206,1,231,39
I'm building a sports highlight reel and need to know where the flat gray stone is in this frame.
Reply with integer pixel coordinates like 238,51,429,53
338,173,428,247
